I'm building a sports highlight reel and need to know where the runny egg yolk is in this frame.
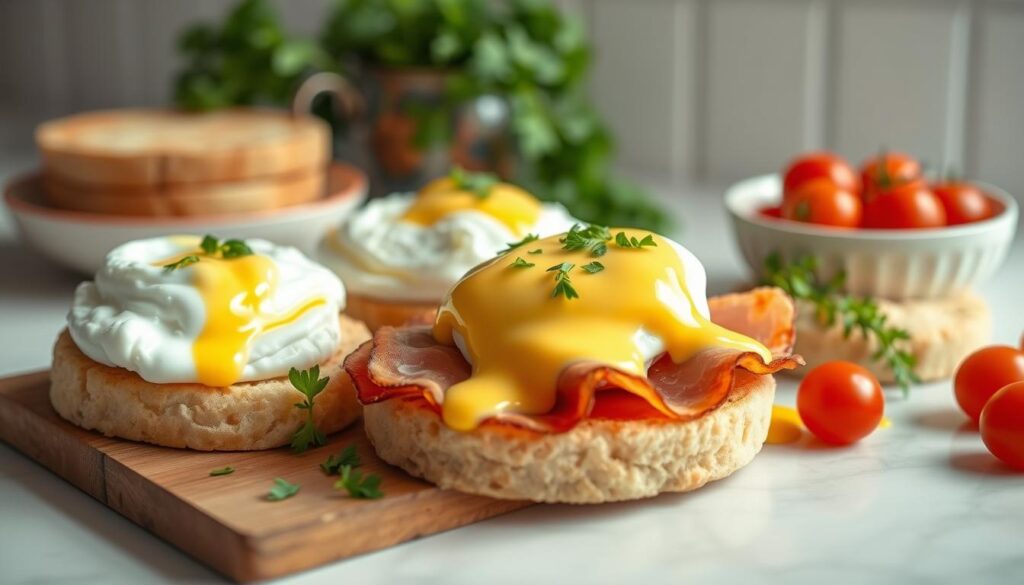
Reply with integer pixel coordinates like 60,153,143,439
400,177,542,235
433,229,773,431
158,246,325,387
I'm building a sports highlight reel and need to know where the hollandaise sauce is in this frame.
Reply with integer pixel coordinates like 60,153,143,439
400,177,542,235
158,243,325,387
433,228,773,431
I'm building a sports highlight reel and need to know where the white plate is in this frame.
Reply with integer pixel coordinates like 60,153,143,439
4,163,368,274
724,174,1018,300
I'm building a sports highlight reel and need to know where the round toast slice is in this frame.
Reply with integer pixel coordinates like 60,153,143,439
50,315,370,451
363,370,775,504
37,108,330,186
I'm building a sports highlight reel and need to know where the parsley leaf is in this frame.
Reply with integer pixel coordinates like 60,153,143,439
615,232,658,249
200,234,219,255
321,444,361,475
450,166,499,198
528,248,543,254
546,262,578,299
334,466,383,499
266,477,300,501
219,239,254,258
510,257,535,268
560,224,611,257
581,261,604,273
497,233,539,255
163,255,199,272
762,252,920,396
209,466,234,476
289,365,329,453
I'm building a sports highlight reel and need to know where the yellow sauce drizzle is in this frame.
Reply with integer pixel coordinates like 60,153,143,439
158,246,326,387
432,229,772,431
400,177,542,235
766,405,804,444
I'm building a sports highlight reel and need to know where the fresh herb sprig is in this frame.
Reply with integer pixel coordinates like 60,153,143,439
581,261,604,273
266,477,300,501
615,232,657,249
762,253,919,395
560,224,611,257
498,233,539,255
334,466,383,499
289,365,329,453
163,234,253,271
320,444,361,475
450,166,499,198
547,262,578,299
163,255,200,273
510,257,535,268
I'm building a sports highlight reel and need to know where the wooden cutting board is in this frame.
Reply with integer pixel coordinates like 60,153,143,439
0,370,529,582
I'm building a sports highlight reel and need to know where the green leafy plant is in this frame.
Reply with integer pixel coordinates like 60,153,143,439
289,365,329,453
174,0,669,231
762,253,920,396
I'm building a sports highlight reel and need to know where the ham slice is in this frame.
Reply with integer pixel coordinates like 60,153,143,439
344,287,803,432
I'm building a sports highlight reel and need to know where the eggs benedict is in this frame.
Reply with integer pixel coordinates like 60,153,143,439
318,167,576,331
345,226,802,503
51,235,370,451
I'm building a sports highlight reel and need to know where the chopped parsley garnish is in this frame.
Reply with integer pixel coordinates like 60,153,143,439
615,232,657,249
450,166,500,198
762,252,919,396
498,233,539,255
266,477,300,501
510,257,535,268
162,234,253,271
209,466,234,477
163,255,199,272
547,262,578,299
289,365,329,453
560,223,611,257
527,248,543,254
334,466,383,499
321,445,361,475
581,261,605,273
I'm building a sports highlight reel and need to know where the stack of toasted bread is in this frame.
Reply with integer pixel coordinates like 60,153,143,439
36,109,331,216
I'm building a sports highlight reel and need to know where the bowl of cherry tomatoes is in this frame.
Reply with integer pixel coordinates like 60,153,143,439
725,151,1018,300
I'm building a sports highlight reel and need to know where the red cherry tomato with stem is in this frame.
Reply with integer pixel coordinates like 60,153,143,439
863,182,946,229
860,151,923,201
783,152,860,198
980,381,1024,470
781,180,863,228
797,361,885,445
954,346,1024,422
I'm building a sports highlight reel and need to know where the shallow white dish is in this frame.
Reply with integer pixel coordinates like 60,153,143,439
725,173,1018,300
4,163,367,274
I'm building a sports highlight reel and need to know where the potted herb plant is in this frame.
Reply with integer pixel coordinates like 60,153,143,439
175,0,668,230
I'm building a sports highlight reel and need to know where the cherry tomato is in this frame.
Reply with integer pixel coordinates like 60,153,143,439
781,179,862,228
860,151,923,201
862,182,946,229
782,152,860,197
980,381,1024,470
954,346,1024,422
797,361,885,445
759,205,783,219
931,182,994,225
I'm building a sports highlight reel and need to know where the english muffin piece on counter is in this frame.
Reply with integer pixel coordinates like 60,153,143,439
318,167,578,330
51,235,369,451
346,226,802,504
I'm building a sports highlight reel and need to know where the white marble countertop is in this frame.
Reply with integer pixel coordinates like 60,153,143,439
1,154,1022,585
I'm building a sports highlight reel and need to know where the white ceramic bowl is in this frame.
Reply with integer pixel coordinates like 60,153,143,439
725,174,1018,300
4,163,367,274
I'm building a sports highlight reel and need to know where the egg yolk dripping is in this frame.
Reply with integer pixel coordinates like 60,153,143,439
433,228,773,431
158,242,326,387
400,176,542,235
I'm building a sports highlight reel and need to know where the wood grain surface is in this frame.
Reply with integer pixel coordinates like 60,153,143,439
0,370,529,582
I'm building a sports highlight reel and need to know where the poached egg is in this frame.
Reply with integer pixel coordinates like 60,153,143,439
433,227,773,431
68,236,346,387
321,173,577,302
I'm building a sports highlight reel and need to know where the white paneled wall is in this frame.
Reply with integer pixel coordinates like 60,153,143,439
1,0,1022,196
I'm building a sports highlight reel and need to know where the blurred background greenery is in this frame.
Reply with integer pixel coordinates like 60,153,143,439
174,0,669,231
